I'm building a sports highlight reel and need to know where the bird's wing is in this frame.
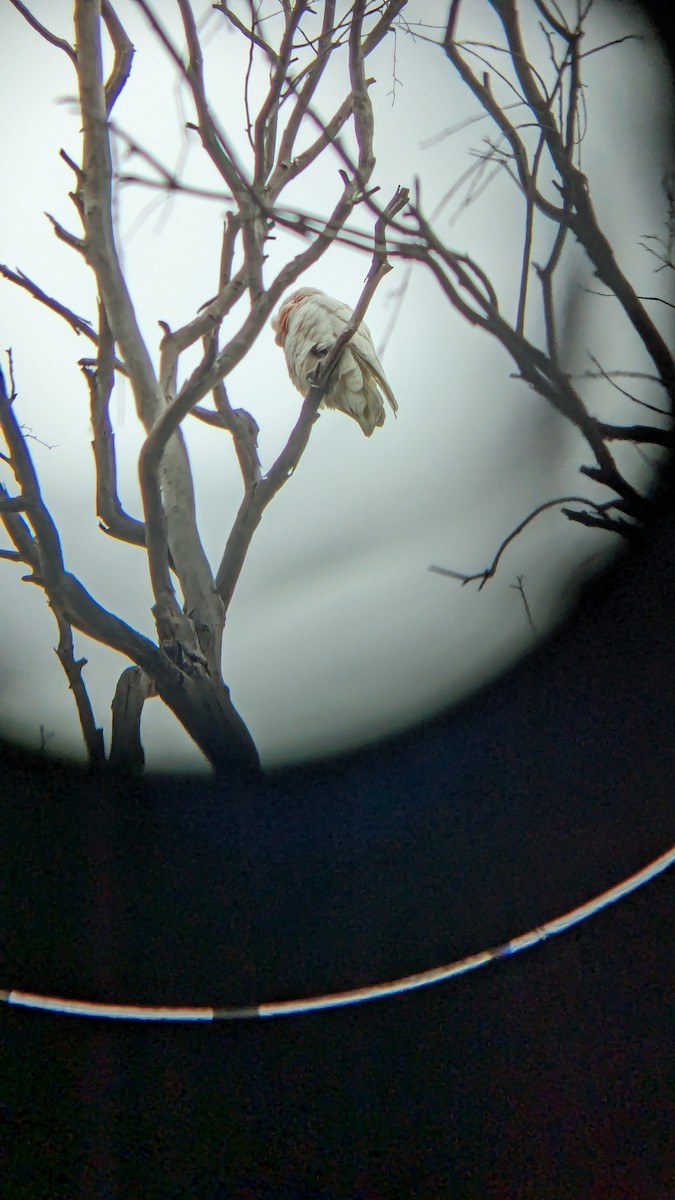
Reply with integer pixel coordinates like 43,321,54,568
312,295,397,412
312,293,354,334
350,344,398,415
284,299,330,390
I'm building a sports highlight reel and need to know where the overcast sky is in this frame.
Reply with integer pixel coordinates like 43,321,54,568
0,1,673,770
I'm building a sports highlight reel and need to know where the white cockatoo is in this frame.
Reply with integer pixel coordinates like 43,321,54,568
272,288,398,437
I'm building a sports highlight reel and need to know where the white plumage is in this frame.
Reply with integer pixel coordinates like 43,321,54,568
272,288,398,437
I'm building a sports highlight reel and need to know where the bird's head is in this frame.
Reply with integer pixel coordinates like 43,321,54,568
272,287,321,346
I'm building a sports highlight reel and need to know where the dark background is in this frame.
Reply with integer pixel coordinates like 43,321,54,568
2,4,674,1196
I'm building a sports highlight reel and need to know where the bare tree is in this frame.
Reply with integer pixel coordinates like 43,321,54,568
1,0,672,774
1,0,407,775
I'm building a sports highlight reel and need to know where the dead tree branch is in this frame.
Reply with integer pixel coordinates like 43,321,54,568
429,495,626,590
511,575,536,634
54,613,106,766
109,666,155,771
101,0,134,114
0,265,97,341
412,0,674,593
8,0,76,61
84,302,149,552
491,0,675,409
74,0,226,676
1,358,257,774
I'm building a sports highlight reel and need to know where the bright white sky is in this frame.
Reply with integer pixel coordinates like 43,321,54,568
0,1,673,769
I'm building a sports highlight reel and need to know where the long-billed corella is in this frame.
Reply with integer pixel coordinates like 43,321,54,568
272,288,398,437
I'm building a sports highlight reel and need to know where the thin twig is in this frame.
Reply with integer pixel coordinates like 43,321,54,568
511,575,536,633
429,495,620,590
214,2,277,63
444,11,564,223
8,0,76,61
0,265,96,341
54,613,106,765
586,352,668,413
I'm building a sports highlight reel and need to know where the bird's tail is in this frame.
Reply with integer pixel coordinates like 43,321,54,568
324,346,397,436
352,348,398,418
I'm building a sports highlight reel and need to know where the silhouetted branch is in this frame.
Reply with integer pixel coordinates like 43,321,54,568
511,575,536,633
595,422,673,449
444,4,563,223
560,507,639,538
397,0,674,585
492,0,675,409
430,495,620,590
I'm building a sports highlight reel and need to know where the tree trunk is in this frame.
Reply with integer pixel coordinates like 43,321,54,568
152,659,260,778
